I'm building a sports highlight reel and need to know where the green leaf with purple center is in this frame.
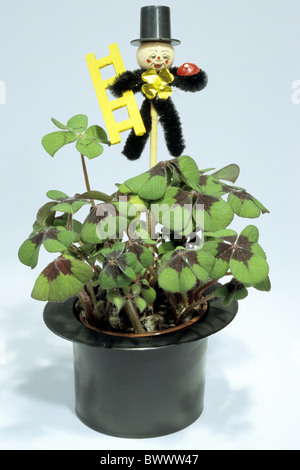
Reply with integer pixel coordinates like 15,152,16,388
125,240,154,272
47,190,90,215
99,243,138,289
125,162,168,201
151,187,195,236
158,247,210,293
202,225,269,285
81,199,134,244
214,279,249,306
31,256,94,301
18,226,76,269
227,190,269,218
170,155,200,188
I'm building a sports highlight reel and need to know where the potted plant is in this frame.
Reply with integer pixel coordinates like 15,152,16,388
18,113,270,437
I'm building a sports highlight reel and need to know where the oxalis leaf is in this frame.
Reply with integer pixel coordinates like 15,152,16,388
42,131,78,157
214,279,248,306
106,290,126,313
141,279,156,303
66,114,88,133
51,114,88,133
42,115,109,159
198,174,227,196
152,187,195,235
36,201,57,227
227,190,269,218
81,200,132,244
18,227,76,269
201,225,269,285
170,155,200,188
125,240,154,272
154,186,233,235
31,256,94,301
99,244,138,289
158,248,209,293
193,193,234,232
76,125,109,159
212,164,240,183
53,214,82,241
47,191,90,215
125,161,168,200
123,156,206,200
254,276,271,292
134,296,147,313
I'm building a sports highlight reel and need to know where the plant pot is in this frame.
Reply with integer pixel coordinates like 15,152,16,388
43,294,238,438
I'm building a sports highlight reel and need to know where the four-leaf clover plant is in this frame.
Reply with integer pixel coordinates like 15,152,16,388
18,114,270,334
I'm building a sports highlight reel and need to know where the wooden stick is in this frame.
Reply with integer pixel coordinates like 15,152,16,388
150,103,158,168
147,103,158,236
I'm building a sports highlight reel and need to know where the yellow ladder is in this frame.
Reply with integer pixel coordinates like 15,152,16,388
86,43,146,145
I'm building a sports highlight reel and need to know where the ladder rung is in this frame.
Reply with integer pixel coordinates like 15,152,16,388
95,55,114,69
116,119,133,133
109,96,127,111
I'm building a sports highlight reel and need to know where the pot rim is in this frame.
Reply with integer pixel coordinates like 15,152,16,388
43,288,238,350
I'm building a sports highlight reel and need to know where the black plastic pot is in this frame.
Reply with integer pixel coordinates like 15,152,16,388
43,295,238,438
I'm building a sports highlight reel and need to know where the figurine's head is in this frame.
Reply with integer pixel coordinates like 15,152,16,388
136,41,175,70
132,6,179,70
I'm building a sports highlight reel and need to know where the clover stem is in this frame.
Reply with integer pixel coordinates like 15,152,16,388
195,279,219,299
182,292,189,309
164,291,178,323
180,293,215,321
78,288,95,325
189,287,195,304
147,266,158,282
80,153,95,206
87,281,97,307
125,299,145,334
67,213,73,231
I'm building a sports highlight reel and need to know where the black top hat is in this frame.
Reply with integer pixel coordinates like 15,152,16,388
131,5,181,46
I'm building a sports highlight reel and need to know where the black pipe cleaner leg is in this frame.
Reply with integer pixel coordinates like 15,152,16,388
154,98,185,157
122,99,152,160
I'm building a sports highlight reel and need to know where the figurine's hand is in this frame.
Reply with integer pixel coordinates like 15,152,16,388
177,63,201,76
109,70,143,97
171,65,207,92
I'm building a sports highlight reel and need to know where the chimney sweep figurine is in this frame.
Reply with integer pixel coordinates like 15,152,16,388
109,5,208,161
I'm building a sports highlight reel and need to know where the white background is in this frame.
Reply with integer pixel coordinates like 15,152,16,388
0,0,299,450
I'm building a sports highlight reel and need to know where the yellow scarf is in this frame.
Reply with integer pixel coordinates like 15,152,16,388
141,68,174,100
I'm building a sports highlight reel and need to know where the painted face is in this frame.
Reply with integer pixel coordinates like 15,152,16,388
136,42,175,70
